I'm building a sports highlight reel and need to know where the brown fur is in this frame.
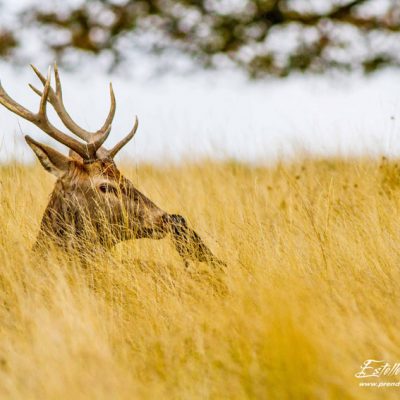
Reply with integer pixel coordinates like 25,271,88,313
0,64,224,266
35,158,168,252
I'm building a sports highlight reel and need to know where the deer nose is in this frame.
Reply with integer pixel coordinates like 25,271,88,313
169,214,187,226
161,214,187,231
158,212,171,229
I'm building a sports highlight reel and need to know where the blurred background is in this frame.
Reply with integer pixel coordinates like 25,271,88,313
1,0,400,163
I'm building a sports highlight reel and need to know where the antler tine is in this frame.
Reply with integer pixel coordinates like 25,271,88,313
106,116,138,159
39,66,52,116
28,83,43,97
53,61,62,97
97,83,116,135
30,63,89,142
30,64,46,86
30,63,116,148
0,67,93,160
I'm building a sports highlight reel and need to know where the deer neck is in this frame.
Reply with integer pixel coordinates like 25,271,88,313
34,183,115,252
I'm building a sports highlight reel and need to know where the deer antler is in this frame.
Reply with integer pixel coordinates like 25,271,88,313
28,63,138,160
0,67,108,160
104,116,138,159
29,63,115,144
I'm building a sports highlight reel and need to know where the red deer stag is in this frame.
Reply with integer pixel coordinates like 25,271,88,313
0,64,224,267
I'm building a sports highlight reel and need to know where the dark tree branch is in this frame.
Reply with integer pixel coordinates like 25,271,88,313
5,0,400,77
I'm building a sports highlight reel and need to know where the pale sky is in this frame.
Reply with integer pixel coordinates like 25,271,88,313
1,61,400,164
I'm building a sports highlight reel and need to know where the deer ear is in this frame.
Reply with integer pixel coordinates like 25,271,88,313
25,135,71,177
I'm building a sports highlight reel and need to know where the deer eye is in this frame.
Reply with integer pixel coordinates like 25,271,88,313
98,183,118,195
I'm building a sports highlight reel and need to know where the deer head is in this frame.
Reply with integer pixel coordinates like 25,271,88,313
0,64,224,266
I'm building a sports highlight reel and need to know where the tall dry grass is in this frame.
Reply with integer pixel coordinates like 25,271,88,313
0,157,400,399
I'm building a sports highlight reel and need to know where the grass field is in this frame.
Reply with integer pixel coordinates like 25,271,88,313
1,157,400,399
